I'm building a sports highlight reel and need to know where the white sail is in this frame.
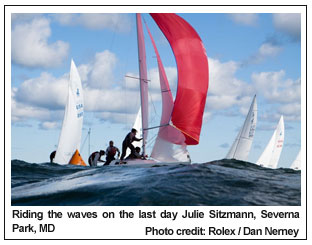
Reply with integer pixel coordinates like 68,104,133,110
226,95,257,161
290,150,301,170
54,59,84,165
256,116,284,168
151,137,190,162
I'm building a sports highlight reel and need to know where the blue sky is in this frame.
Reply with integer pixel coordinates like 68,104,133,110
10,11,302,167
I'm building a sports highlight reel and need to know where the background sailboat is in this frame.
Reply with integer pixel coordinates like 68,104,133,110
290,149,301,170
225,95,257,161
54,59,86,166
256,115,284,168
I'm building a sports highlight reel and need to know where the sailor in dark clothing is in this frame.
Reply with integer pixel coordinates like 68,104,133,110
120,128,143,161
50,150,56,163
105,140,120,165
88,150,105,166
125,146,143,160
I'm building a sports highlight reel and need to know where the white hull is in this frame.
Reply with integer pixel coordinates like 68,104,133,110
107,158,190,167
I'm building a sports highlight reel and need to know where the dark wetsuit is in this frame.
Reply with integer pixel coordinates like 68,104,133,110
50,151,56,163
120,132,141,160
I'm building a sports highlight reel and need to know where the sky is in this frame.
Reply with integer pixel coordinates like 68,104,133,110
9,8,303,168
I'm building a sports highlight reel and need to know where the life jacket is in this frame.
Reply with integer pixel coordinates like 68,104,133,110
107,147,117,156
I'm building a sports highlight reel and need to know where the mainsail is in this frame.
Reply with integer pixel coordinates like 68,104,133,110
54,59,84,165
226,95,257,161
256,116,284,168
290,150,301,170
150,14,209,145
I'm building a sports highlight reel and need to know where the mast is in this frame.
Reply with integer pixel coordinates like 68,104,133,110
136,13,148,156
88,128,91,157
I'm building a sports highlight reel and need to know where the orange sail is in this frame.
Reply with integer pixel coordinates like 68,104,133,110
69,149,86,166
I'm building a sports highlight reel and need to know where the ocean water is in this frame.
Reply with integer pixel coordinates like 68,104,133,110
11,159,301,206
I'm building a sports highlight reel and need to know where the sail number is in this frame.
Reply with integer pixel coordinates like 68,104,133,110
249,125,256,138
277,140,284,148
76,104,83,110
76,103,83,118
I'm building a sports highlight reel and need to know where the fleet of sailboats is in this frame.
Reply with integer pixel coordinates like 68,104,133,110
51,14,300,170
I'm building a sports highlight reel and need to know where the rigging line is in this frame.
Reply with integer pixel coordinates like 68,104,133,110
145,134,158,149
148,87,160,119
124,75,151,82
80,129,90,152
143,123,169,131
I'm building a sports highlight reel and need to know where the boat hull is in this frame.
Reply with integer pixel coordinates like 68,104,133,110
107,159,190,167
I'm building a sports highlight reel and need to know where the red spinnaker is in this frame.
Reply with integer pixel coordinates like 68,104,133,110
150,13,209,145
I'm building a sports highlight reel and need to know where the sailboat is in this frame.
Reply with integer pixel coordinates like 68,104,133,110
225,95,257,161
290,150,301,170
54,59,86,166
116,13,209,165
256,115,284,168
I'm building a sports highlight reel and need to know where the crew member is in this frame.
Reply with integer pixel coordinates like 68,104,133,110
50,150,56,163
88,150,105,166
120,128,143,162
125,146,144,160
105,141,120,165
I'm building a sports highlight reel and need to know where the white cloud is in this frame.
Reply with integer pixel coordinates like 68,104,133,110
273,13,301,41
206,58,254,112
252,70,301,121
244,42,282,65
251,70,300,104
258,42,282,58
12,98,52,123
96,111,137,125
14,72,68,110
39,121,60,130
53,13,132,32
87,51,118,89
278,103,301,121
12,17,69,68
228,14,258,26
84,87,140,113
12,49,164,126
